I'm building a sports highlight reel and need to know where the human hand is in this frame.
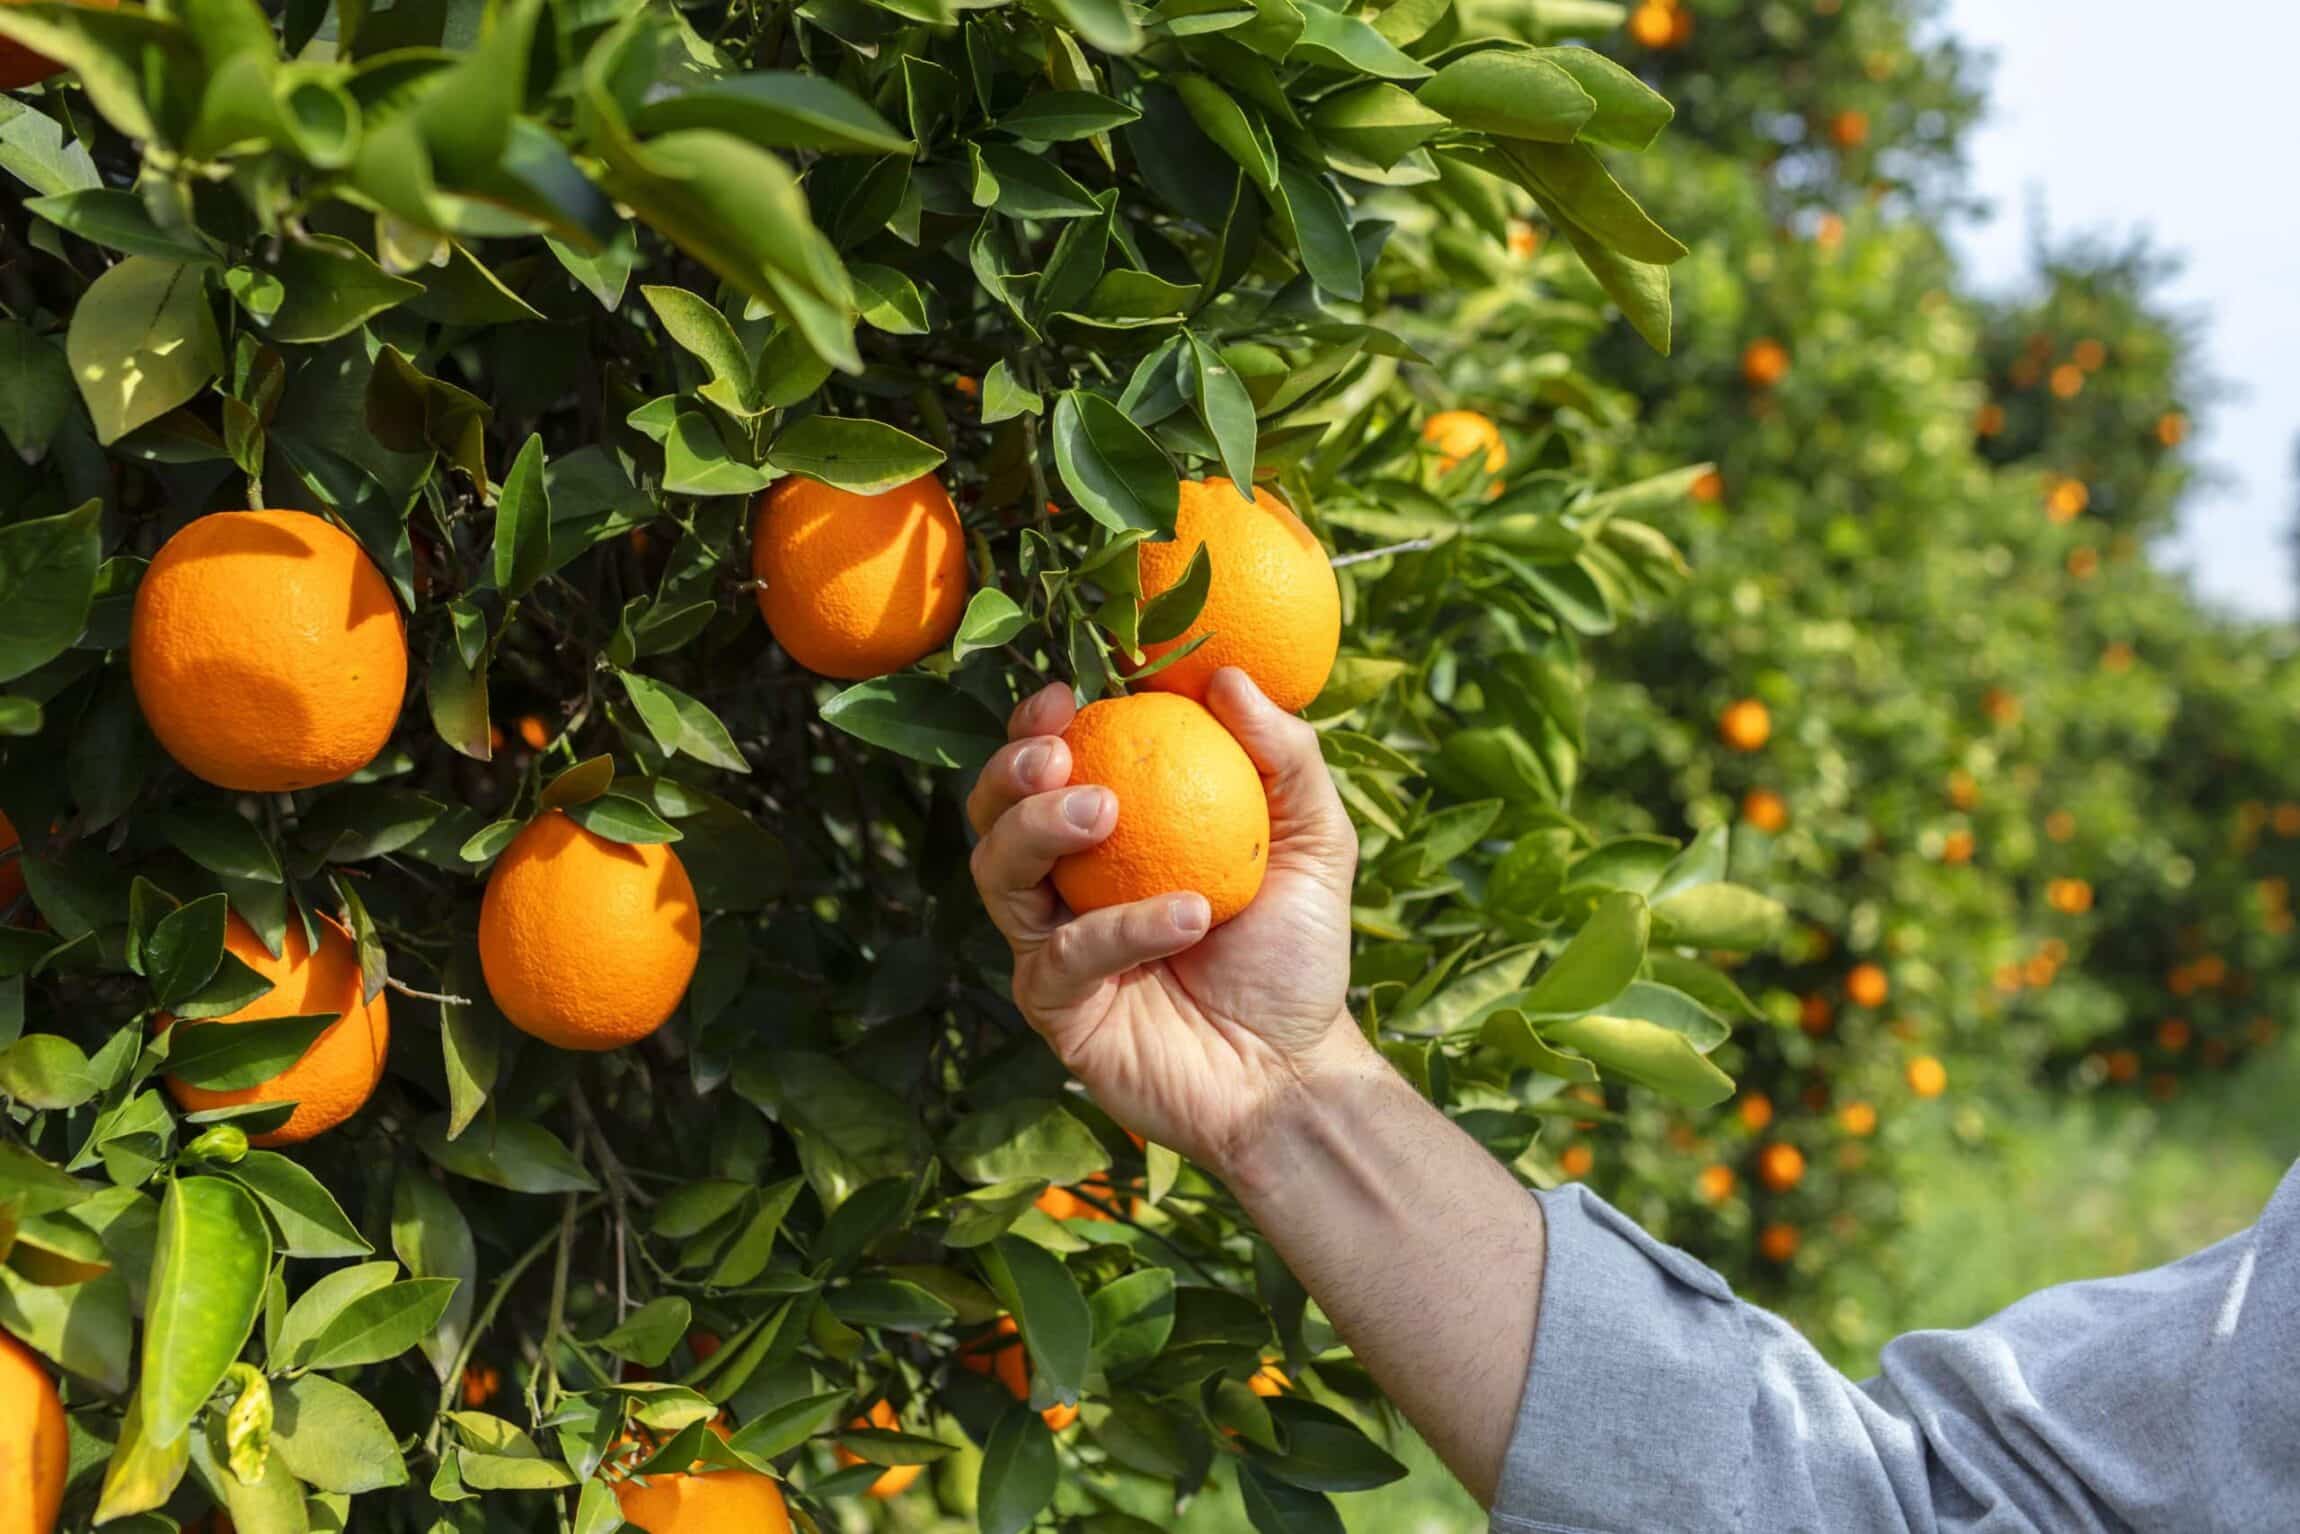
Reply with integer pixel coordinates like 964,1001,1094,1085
966,668,1373,1177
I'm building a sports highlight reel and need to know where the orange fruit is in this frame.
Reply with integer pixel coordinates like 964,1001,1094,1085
2104,1048,2140,1084
1905,1056,1947,1098
1034,1179,1115,1222
1845,963,1888,1009
461,1364,501,1409
130,511,406,792
1421,410,1506,476
750,474,967,679
1558,1143,1593,1179
959,1317,1079,1431
0,0,120,90
0,809,23,912
0,1332,67,1534
1946,769,1978,810
1755,1142,1804,1191
478,812,701,1051
1797,994,1833,1036
1974,402,2005,437
833,1399,923,1500
1132,478,1340,713
1740,339,1789,390
1740,788,1787,833
160,913,390,1148
2048,363,2084,399
1689,468,1725,503
1505,221,1541,259
1718,698,1771,752
1736,1093,1773,1132
2071,338,2107,371
516,714,551,751
2155,411,2188,448
1982,687,2022,725
1828,108,1868,148
1627,1,1673,48
1812,213,1845,251
1051,693,1269,927
1246,1360,1291,1399
2156,1018,2191,1053
1757,1222,1801,1262
1694,1164,1735,1202
1837,1101,1877,1137
2046,479,2089,523
611,1431,792,1534
1941,829,1975,865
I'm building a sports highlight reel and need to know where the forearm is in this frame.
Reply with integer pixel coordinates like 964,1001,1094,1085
1218,1028,1546,1506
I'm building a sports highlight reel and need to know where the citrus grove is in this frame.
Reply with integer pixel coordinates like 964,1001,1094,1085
0,0,1811,1528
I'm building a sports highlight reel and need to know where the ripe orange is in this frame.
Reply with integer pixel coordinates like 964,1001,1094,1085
0,1332,67,1534
1132,478,1340,713
1740,788,1787,833
2071,338,2107,371
1836,1101,1877,1137
0,0,119,90
1505,221,1541,260
1627,0,1673,48
0,808,23,912
1755,1142,1805,1191
750,474,967,679
1845,963,1889,1009
1736,1093,1774,1132
1689,468,1725,503
1757,1222,1801,1262
1718,698,1771,752
1695,1163,1736,1202
2154,411,2188,448
1740,339,1789,389
1829,109,1869,148
1246,1360,1291,1399
1421,410,1506,476
478,812,702,1051
1905,1056,1947,1098
833,1400,923,1500
959,1317,1078,1431
130,511,407,792
1941,829,1975,865
1034,1179,1115,1222
1559,1143,1594,1179
2048,363,2085,399
2046,478,2089,523
461,1364,502,1408
516,714,550,751
611,1432,792,1533
160,914,390,1147
1051,693,1269,927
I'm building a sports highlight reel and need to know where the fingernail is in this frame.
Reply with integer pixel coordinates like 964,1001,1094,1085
1064,788,1107,829
1014,743,1048,783
1170,895,1210,935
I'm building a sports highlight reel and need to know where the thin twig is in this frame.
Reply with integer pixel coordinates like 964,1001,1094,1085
425,1196,602,1454
385,977,472,1005
1331,538,1436,568
570,1081,655,1209
540,1194,578,1412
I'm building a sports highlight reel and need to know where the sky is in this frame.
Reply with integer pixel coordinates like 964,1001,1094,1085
1937,0,2300,620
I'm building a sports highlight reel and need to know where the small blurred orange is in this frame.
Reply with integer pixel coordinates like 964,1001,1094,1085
1974,402,2005,437
2044,811,2077,843
462,1363,501,1408
1837,1101,1877,1137
2046,479,2089,523
2071,338,2107,371
1942,829,1975,865
1946,769,1978,810
2101,642,2135,673
1720,698,1772,752
1690,468,1726,503
1983,686,2022,725
1742,788,1789,832
953,375,981,399
1246,1360,1291,1399
517,715,551,751
1696,1164,1737,1203
1845,963,1889,1009
2049,363,2085,399
2067,547,2099,581
1559,1143,1595,1179
1737,1093,1775,1133
1755,1142,1805,1192
2274,803,2300,837
2156,1018,2191,1053
1813,213,1846,252
2154,411,2188,447
1506,220,1541,260
1798,993,1834,1036
1627,0,1674,48
1758,1223,1802,1262
1741,340,1791,390
1905,1056,1947,1098
1829,109,1869,148
834,1400,925,1499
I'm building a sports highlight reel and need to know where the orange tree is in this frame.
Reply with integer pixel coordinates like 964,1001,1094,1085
0,2,1795,1530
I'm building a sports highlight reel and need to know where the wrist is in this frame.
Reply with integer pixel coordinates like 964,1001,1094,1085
1212,1017,1397,1198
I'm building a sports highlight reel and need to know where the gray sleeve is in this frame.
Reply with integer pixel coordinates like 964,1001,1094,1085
1490,1163,2296,1534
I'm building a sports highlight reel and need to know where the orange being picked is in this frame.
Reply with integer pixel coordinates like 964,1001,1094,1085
958,1317,1078,1431
1421,410,1506,476
1,1332,66,1534
833,1399,924,1499
0,0,121,91
130,510,406,792
751,473,967,679
1718,698,1771,752
478,812,701,1051
1131,477,1340,713
1034,1177,1115,1222
610,1429,792,1534
1051,693,1269,927
160,913,390,1147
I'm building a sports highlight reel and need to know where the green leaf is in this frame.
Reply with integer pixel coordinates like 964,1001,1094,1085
153,807,279,883
590,1295,693,1366
1184,332,1256,490
415,1116,599,1194
1291,3,1432,78
979,1236,1091,1409
1175,76,1277,192
0,1033,98,1111
66,257,223,445
1239,1461,1345,1533
952,588,1029,662
1502,141,1685,264
0,501,99,683
565,791,684,845
1052,391,1180,535
1521,891,1647,1014
304,1277,459,1369
820,675,1006,769
1649,884,1786,950
141,1177,270,1442
1137,542,1214,648
93,1384,189,1524
1419,50,1594,141
663,408,776,497
1000,90,1142,140
262,235,425,344
733,1050,931,1209
631,72,914,157
978,1405,1059,1534
1540,45,1674,151
222,1150,371,1260
642,285,766,416
1539,1013,1734,1107
493,434,552,598
0,320,75,459
273,1373,409,1494
1552,207,1673,354
162,1013,336,1092
391,1170,476,1385
766,415,946,495
0,1266,132,1392
1308,82,1448,169
1088,1268,1176,1374
944,1100,1111,1185
1272,163,1362,301
723,1389,847,1462
427,625,492,764
25,188,214,264
276,1262,397,1369
144,892,229,1008
981,360,1042,424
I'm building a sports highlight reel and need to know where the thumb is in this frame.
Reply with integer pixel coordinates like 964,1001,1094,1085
1202,668,1356,876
